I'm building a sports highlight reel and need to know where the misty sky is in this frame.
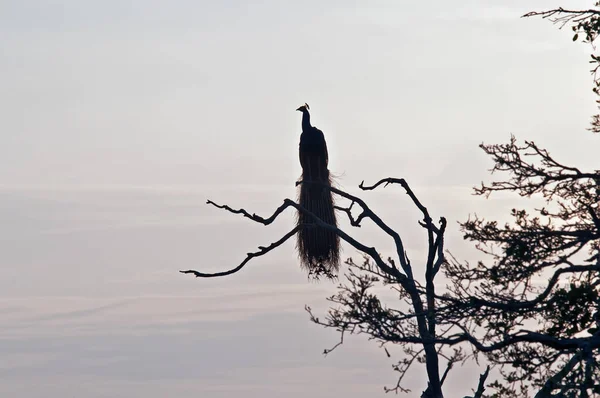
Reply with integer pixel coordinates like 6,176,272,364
1,1,598,397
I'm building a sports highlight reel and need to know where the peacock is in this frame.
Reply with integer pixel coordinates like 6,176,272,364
295,103,340,278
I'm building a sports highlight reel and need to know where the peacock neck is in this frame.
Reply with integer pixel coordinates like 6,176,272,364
301,111,311,131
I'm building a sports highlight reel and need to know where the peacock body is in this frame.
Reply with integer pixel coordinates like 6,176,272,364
295,103,340,278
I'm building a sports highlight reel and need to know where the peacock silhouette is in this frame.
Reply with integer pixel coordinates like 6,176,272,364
295,103,340,278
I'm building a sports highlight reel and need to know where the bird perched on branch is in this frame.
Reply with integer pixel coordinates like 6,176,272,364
295,103,340,279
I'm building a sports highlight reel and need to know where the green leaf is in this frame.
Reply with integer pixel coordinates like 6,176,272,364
573,33,579,41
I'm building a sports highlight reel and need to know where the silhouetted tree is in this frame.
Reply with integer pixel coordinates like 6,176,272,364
442,136,600,397
182,4,600,398
182,177,491,398
435,5,600,397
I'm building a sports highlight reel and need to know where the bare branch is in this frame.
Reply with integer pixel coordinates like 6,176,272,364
334,200,365,227
180,225,301,277
206,199,288,226
197,193,405,283
360,178,435,229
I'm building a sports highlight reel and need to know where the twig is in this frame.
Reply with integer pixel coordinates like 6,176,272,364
323,330,345,356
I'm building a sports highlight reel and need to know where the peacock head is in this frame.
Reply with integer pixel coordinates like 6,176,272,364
296,103,310,112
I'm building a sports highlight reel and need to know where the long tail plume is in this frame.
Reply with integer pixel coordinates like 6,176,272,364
296,166,340,280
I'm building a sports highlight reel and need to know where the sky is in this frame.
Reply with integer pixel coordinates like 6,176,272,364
0,0,599,397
